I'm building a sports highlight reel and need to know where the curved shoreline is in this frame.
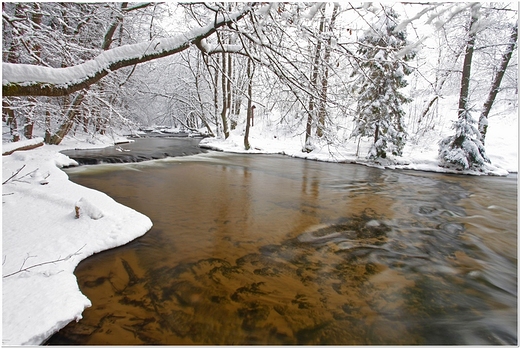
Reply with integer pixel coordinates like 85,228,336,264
2,139,153,345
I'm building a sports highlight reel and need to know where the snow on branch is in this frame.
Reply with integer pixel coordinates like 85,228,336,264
123,2,154,12
392,4,443,33
301,3,324,20
2,165,26,185
2,5,253,97
195,38,244,55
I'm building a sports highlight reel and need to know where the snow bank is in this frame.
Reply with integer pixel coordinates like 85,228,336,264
2,141,153,345
200,114,516,177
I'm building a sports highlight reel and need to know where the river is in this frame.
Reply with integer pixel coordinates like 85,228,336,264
47,137,517,345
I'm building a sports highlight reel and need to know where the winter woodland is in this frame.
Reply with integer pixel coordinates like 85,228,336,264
2,3,518,345
2,2,518,170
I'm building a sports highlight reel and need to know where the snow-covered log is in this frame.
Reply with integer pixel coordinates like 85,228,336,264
2,5,253,97
2,137,44,155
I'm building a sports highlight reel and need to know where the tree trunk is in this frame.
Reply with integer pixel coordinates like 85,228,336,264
479,24,518,144
220,49,230,138
44,109,52,144
212,56,220,134
48,92,86,145
3,101,20,142
227,51,235,130
457,7,479,119
304,5,325,152
23,118,34,139
317,3,339,138
244,58,254,150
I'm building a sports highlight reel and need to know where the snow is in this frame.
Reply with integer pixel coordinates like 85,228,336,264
301,3,324,20
2,137,44,155
75,197,104,220
200,110,516,176
2,136,153,345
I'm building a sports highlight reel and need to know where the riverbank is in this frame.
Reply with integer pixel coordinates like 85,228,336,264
2,135,153,345
199,116,517,177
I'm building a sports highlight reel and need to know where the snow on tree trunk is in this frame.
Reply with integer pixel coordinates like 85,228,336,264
317,3,339,139
303,5,325,153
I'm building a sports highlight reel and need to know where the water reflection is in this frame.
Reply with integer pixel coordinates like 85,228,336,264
47,150,517,345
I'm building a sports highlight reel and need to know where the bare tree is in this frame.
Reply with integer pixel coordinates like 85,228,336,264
316,3,339,139
478,24,518,144
244,55,255,150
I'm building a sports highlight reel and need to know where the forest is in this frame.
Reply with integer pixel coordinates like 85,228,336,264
2,2,518,170
2,3,518,345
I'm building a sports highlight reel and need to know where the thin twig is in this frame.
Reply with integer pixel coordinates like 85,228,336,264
15,168,40,181
2,165,26,185
3,244,87,278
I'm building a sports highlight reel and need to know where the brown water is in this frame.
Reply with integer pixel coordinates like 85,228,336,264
48,146,517,345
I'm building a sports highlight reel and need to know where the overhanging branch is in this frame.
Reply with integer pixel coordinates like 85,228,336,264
2,4,253,97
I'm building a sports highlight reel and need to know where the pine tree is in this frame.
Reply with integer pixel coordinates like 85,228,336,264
351,7,415,159
438,109,490,170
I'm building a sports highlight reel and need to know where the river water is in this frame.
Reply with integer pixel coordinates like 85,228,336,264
48,138,517,345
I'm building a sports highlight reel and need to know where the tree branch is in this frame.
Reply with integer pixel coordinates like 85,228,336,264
3,5,254,97
3,244,87,278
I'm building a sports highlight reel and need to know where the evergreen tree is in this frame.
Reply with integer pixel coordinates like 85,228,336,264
351,7,415,159
438,108,490,170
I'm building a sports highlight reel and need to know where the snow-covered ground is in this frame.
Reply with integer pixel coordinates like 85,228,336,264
2,135,152,345
200,109,517,176
1,108,517,345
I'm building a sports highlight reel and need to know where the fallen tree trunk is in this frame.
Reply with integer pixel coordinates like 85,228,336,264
3,138,44,155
